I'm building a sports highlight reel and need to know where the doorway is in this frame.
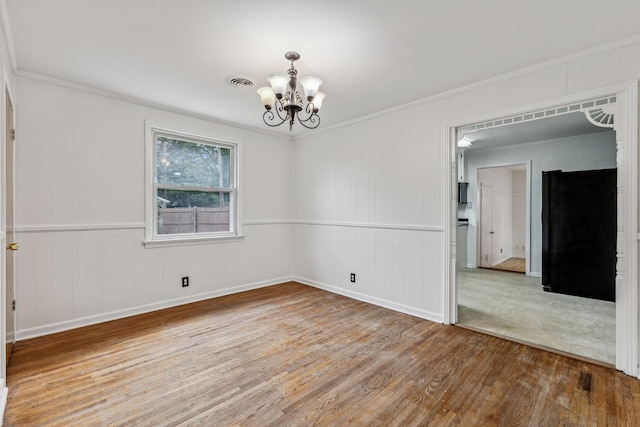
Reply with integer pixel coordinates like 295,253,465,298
479,183,492,268
458,123,617,363
478,165,527,274
445,92,638,375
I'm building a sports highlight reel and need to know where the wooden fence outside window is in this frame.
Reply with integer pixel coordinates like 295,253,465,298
158,207,230,234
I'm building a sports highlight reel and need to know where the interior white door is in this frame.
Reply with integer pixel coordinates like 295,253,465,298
5,90,15,367
480,184,493,267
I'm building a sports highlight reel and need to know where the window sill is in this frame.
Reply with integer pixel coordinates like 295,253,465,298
143,234,245,248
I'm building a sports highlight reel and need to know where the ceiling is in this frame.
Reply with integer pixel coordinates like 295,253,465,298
5,0,640,136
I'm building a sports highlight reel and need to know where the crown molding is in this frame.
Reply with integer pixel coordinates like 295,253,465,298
15,70,293,141
299,33,640,139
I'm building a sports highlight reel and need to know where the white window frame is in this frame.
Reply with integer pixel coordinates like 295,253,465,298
144,121,243,248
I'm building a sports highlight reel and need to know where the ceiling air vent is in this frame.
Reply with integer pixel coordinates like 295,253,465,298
225,75,255,88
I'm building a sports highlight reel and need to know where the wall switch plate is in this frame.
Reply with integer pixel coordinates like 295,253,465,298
182,276,189,287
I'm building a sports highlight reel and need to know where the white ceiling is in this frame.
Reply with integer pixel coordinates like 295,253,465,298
6,0,640,136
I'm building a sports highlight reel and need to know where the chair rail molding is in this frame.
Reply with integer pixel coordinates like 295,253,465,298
15,223,146,233
293,219,444,232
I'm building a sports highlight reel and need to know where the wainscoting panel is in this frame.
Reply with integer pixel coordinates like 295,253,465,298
293,223,443,319
15,223,293,339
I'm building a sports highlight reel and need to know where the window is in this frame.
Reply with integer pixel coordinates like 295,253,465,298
145,123,241,247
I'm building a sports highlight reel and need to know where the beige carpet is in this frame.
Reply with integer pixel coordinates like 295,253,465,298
457,267,615,365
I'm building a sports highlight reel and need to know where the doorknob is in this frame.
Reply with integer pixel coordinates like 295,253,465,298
490,231,495,234
6,243,18,251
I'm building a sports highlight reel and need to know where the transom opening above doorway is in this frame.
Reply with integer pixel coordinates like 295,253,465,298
458,95,616,137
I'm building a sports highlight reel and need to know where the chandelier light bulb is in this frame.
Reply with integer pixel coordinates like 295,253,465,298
267,74,288,99
299,76,323,101
257,87,276,110
312,91,326,112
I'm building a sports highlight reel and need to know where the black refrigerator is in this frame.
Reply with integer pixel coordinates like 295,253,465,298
541,168,616,302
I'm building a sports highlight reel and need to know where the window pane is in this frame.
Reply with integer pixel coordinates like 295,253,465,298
221,147,231,188
156,136,231,188
157,189,231,234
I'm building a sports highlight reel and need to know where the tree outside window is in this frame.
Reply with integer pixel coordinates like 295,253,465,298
145,125,239,244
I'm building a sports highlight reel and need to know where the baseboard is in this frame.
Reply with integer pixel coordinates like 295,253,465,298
529,271,542,278
16,276,294,341
0,380,7,426
294,276,444,324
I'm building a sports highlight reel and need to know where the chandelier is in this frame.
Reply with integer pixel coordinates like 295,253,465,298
257,51,325,131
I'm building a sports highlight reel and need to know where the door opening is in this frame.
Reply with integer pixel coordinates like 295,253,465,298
479,183,493,268
477,165,527,274
453,105,619,367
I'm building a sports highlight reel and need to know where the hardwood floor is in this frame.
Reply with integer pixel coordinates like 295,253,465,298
5,342,12,368
491,257,526,273
4,282,640,426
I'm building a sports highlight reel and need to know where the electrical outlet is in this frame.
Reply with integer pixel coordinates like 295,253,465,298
182,276,189,287
350,273,356,283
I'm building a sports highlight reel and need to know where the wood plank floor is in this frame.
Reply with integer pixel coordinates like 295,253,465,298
491,257,526,273
4,282,640,426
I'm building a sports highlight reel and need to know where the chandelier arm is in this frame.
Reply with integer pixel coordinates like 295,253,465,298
296,111,321,129
305,101,316,115
289,102,320,129
262,108,288,127
273,98,289,122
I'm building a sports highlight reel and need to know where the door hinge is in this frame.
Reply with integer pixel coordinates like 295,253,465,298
12,300,15,311
10,128,15,141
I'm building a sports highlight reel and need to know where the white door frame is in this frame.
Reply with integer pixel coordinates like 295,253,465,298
443,81,639,377
0,74,14,414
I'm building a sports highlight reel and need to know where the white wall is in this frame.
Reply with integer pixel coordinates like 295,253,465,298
466,132,616,275
292,110,445,320
292,38,640,323
14,76,294,339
